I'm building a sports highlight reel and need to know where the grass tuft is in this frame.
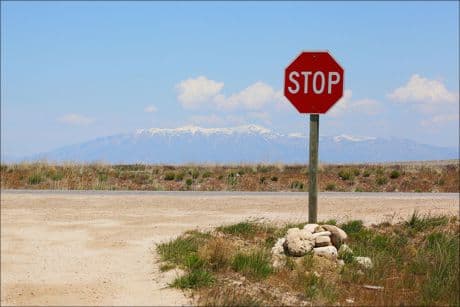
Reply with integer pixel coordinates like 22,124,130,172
406,211,449,231
232,250,272,280
217,220,274,238
171,268,214,289
340,220,364,234
156,230,210,266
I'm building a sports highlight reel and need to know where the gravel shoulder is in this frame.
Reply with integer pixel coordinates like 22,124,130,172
1,191,458,306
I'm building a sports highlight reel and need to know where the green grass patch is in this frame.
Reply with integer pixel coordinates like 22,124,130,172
339,220,364,234
171,268,214,289
156,230,211,266
217,221,273,239
232,250,272,280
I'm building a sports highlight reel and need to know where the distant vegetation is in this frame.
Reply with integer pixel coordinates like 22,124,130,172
157,214,459,306
0,161,458,192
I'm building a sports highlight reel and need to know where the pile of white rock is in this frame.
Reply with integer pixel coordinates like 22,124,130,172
271,223,372,269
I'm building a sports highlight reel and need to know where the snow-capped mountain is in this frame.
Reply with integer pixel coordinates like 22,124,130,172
20,124,458,164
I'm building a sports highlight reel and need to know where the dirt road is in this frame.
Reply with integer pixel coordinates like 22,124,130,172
1,191,458,306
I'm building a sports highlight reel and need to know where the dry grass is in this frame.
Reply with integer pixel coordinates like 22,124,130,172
157,215,459,306
1,161,459,192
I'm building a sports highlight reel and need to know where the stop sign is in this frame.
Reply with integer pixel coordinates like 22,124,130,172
284,51,344,114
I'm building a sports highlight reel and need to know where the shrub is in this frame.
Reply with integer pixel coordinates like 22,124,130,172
270,176,278,182
338,169,354,181
175,172,185,181
259,177,266,184
164,172,175,181
352,168,360,176
363,169,371,177
50,172,64,181
290,181,304,190
28,174,43,185
376,167,385,175
98,173,108,182
190,169,200,179
325,183,336,191
202,171,212,179
376,176,388,185
390,170,401,179
186,178,193,186
227,172,238,186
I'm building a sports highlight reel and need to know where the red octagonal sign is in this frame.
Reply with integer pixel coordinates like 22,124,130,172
284,51,344,114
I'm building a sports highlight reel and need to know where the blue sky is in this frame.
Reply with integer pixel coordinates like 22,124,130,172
1,1,459,157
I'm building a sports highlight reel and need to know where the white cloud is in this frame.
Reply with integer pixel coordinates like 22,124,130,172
328,90,381,117
388,74,458,112
176,76,224,108
57,114,94,126
176,76,283,111
216,82,278,110
144,105,157,113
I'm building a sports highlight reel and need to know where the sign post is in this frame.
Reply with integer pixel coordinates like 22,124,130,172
308,114,319,223
284,51,344,223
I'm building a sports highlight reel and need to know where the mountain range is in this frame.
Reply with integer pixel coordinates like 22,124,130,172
6,125,459,164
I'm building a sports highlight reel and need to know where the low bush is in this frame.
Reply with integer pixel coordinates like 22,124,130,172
164,172,175,181
376,176,388,185
390,170,401,179
338,169,354,181
290,181,304,190
28,173,43,185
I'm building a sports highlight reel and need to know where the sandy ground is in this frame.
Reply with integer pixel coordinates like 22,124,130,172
1,191,458,306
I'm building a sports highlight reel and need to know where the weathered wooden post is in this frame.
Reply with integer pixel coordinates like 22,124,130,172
308,114,319,223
